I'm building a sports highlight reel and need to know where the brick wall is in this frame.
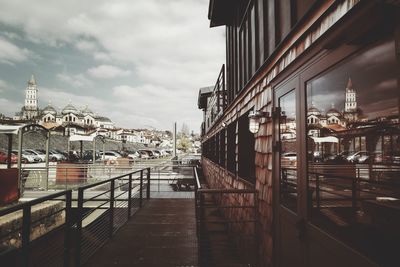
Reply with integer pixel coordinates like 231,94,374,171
202,84,274,266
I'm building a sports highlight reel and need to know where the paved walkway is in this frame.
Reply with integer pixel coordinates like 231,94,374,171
84,199,198,267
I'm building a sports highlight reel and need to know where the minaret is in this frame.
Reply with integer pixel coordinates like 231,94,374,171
344,77,357,112
23,74,39,119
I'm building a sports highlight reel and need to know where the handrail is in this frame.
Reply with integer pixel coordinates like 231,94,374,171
194,166,201,190
78,168,148,190
0,190,71,216
197,188,256,194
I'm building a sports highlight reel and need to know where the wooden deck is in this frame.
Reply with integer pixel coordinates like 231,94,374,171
84,199,198,267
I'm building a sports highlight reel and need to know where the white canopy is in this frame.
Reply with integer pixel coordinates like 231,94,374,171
0,124,25,134
311,136,339,143
69,133,97,142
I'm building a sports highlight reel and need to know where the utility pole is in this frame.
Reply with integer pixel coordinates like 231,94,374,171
173,122,177,158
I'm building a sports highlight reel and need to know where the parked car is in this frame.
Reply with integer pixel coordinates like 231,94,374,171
347,151,368,163
36,149,66,161
53,149,69,159
152,150,161,158
126,150,140,159
137,150,150,159
281,152,297,167
138,149,155,159
82,150,101,162
24,149,45,162
0,150,18,163
12,150,39,163
100,151,122,161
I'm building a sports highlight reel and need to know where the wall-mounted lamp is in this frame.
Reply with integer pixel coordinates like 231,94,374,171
248,110,270,134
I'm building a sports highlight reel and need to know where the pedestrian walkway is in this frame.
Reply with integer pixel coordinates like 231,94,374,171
84,198,198,267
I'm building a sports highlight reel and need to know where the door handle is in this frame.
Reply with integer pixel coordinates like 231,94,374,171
296,218,306,241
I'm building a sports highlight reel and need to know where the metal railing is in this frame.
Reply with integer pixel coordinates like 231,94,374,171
194,166,259,266
205,64,226,131
0,167,151,267
0,190,72,267
74,168,150,266
306,164,400,211
19,157,190,191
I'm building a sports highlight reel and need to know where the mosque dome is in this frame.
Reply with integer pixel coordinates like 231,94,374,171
62,103,78,115
42,104,57,115
81,105,94,116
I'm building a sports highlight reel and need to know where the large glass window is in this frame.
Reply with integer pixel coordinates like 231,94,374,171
280,90,297,213
306,38,400,265
238,111,256,183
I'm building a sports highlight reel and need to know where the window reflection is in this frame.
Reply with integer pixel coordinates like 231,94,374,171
306,39,400,265
280,90,297,213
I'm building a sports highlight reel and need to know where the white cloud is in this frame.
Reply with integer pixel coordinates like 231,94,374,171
87,64,131,79
0,79,8,91
75,40,98,52
0,98,21,116
0,0,225,131
93,52,111,62
0,37,35,64
57,73,93,88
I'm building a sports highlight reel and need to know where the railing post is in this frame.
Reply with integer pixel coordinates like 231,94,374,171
316,174,320,209
75,188,84,267
147,167,151,199
21,205,31,267
352,176,357,212
63,190,72,267
254,191,260,267
127,174,132,219
139,170,143,208
109,179,115,237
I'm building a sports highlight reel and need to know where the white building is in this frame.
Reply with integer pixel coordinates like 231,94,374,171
15,75,40,120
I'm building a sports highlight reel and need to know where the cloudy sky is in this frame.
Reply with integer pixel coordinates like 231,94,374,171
0,0,225,132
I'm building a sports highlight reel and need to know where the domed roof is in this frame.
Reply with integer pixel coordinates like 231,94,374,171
327,108,341,117
81,105,94,116
62,103,78,114
326,103,341,117
42,104,57,115
307,106,321,116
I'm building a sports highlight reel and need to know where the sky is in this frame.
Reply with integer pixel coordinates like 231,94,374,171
0,0,225,133
307,38,398,120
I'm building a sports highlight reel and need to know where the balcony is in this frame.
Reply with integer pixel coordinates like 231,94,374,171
204,64,226,133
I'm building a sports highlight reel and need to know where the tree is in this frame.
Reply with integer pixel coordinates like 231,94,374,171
177,136,191,152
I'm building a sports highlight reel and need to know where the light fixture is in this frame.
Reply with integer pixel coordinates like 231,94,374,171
248,110,270,134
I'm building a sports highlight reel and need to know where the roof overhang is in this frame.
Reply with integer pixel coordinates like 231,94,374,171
198,86,213,109
0,123,49,135
208,0,236,27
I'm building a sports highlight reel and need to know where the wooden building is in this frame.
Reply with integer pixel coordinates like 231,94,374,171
199,1,400,266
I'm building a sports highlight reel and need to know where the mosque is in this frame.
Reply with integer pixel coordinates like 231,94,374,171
14,75,114,131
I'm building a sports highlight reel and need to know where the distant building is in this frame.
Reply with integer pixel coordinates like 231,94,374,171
15,75,40,120
13,75,114,134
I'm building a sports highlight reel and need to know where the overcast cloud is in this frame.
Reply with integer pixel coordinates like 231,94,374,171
0,0,225,132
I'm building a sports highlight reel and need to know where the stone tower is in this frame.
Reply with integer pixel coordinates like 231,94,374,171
22,74,39,120
344,77,359,122
344,78,357,112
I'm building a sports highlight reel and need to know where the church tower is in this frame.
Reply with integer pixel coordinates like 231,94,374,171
22,74,39,120
344,78,357,112
344,77,359,122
